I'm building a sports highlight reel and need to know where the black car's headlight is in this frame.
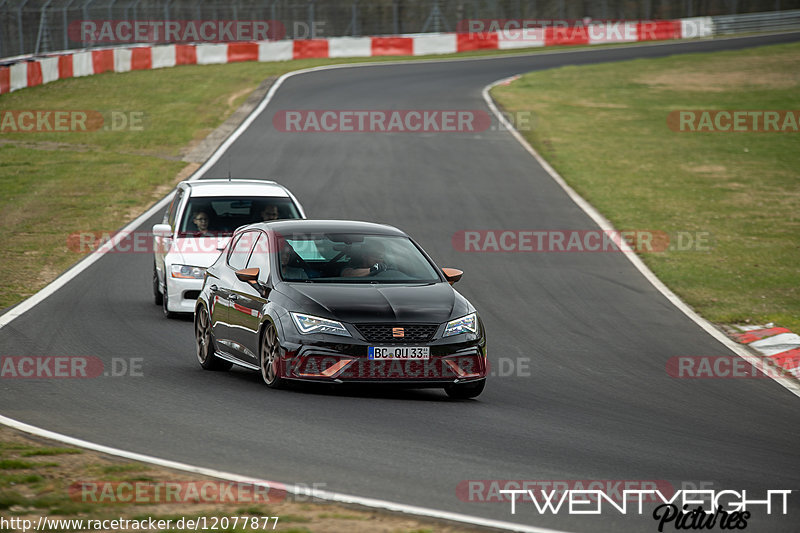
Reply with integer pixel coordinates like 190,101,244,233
291,313,351,337
443,313,478,337
170,264,206,279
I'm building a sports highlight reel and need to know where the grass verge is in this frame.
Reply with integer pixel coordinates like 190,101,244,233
491,41,800,332
0,426,482,532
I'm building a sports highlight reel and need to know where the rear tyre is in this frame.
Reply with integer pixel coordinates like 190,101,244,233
444,379,485,399
153,264,163,305
260,323,285,389
195,306,232,371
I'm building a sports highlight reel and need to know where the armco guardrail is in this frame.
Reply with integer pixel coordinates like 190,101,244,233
1,0,794,59
0,17,714,95
712,9,800,35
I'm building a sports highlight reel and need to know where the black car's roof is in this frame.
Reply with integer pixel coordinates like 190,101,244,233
241,219,408,237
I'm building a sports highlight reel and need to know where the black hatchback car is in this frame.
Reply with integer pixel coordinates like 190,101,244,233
194,220,486,398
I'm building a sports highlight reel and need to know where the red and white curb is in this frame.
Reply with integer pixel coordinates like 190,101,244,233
731,324,800,378
0,17,713,95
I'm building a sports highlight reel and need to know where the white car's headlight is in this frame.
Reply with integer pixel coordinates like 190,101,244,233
291,313,351,337
443,313,478,337
170,264,206,279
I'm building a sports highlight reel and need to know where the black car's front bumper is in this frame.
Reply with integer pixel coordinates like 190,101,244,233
275,323,487,385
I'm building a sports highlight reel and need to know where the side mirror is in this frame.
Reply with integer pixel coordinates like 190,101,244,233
236,267,259,283
236,268,270,297
441,267,463,285
152,224,172,238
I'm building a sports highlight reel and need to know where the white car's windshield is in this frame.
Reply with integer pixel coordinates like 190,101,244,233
178,197,301,237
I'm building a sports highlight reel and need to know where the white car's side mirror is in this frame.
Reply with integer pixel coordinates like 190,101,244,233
152,224,173,238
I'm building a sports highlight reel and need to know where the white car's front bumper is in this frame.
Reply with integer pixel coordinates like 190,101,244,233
164,274,204,314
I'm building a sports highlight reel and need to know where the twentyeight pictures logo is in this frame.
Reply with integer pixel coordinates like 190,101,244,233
493,487,791,531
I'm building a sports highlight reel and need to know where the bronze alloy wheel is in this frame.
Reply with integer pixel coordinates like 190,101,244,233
196,306,231,371
260,323,285,388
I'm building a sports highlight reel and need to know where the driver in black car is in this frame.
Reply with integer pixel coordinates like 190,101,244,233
341,242,388,277
279,240,309,280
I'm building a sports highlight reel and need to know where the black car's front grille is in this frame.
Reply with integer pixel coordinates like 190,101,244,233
355,324,438,343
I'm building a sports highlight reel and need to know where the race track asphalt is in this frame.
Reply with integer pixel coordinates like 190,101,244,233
2,33,799,532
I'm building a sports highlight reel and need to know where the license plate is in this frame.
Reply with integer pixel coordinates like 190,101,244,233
368,346,430,360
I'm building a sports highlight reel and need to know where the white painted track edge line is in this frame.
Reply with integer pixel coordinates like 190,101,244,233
0,415,569,533
481,77,800,400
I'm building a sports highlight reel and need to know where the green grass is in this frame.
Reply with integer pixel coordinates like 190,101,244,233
20,448,82,457
492,42,800,332
0,473,44,486
96,464,148,474
0,459,36,470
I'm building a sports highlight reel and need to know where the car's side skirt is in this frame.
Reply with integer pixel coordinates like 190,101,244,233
213,350,260,371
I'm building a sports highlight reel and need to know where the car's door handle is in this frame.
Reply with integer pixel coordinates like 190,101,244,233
229,294,239,301
210,284,218,292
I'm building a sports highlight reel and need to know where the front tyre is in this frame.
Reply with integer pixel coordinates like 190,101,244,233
195,306,232,371
153,264,163,305
444,379,485,399
260,323,285,389
162,279,176,319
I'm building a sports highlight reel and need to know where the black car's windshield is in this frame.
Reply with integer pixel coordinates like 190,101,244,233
277,233,441,283
178,197,300,237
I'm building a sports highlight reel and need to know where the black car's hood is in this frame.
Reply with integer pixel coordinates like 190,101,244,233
278,282,470,324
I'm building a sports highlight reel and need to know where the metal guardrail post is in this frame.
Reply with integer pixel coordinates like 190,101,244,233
308,0,315,38
351,0,360,37
18,0,30,57
0,0,8,58
108,0,119,21
131,0,142,22
164,0,174,22
63,0,79,50
35,0,54,55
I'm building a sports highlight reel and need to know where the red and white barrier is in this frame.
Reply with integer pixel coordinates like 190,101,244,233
0,17,713,95
732,325,800,378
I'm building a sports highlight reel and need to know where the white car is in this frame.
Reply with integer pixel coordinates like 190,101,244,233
152,179,306,318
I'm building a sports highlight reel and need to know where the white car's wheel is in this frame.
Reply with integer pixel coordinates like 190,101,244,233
153,263,163,306
162,279,176,319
